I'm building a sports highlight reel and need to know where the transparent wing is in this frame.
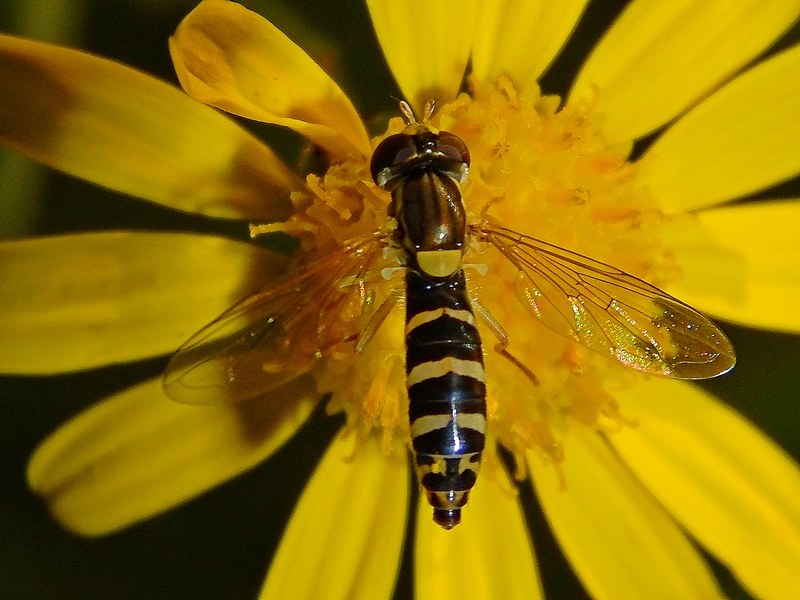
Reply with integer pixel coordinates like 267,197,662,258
163,237,384,404
478,224,736,379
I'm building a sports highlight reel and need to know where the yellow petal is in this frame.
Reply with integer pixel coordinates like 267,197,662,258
660,200,800,332
0,33,296,219
260,433,407,600
366,0,478,115
609,378,800,600
529,426,722,599
0,232,287,374
569,0,800,145
640,44,800,212
471,1,589,94
27,375,319,536
415,463,543,600
170,0,369,159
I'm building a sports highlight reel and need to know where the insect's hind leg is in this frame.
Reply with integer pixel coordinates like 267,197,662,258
472,298,539,386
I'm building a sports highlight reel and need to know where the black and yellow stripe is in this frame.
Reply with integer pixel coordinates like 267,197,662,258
405,268,486,529
371,118,485,528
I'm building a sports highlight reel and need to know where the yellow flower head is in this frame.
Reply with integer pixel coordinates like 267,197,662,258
2,1,800,599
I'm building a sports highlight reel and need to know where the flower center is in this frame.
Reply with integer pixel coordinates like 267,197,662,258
281,77,677,467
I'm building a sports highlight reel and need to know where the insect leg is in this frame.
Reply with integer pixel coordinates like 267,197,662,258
495,346,540,386
472,298,540,386
472,297,509,348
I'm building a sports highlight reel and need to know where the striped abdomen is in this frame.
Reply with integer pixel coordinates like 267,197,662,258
405,268,486,529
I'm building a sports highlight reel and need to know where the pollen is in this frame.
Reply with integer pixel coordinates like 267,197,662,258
289,76,685,467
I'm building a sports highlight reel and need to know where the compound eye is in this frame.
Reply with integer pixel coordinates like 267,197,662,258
436,131,470,168
370,133,416,188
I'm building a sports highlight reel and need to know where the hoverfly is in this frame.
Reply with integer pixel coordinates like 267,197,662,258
163,101,736,529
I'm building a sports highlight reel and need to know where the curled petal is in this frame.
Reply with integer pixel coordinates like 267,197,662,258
529,426,722,599
170,0,370,159
609,378,800,600
570,0,800,145
259,433,407,600
0,33,296,219
0,232,287,374
27,375,319,536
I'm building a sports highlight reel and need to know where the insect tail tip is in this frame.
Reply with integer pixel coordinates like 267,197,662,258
433,508,461,530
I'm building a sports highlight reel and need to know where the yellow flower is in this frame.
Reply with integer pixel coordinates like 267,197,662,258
2,1,800,598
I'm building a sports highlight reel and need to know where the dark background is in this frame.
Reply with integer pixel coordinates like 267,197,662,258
1,1,798,598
